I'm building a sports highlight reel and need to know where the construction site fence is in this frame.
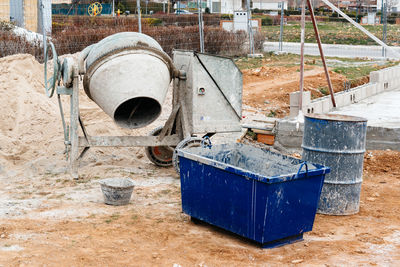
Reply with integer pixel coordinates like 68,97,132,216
0,1,398,62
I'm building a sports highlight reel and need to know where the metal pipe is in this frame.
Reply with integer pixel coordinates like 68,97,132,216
306,0,337,108
299,0,306,111
279,1,284,51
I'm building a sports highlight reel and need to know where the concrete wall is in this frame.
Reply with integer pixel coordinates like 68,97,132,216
0,0,10,21
24,0,38,32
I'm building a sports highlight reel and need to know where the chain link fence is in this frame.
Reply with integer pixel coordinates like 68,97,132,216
258,5,400,59
0,0,267,62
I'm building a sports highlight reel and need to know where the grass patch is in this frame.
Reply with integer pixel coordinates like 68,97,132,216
267,110,277,117
318,86,329,95
263,22,400,46
333,62,398,82
235,56,264,69
246,130,257,140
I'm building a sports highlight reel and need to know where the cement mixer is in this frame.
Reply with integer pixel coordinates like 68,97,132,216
44,32,242,178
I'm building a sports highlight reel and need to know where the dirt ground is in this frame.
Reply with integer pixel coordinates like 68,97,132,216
0,54,399,266
241,63,367,118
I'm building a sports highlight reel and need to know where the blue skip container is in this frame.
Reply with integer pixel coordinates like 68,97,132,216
177,143,330,248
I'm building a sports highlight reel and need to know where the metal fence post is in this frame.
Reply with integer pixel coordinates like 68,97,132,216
198,0,204,52
279,2,284,52
137,0,142,33
382,2,387,57
40,0,47,59
112,0,115,17
246,0,254,55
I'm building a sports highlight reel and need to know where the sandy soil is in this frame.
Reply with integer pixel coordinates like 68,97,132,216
241,64,368,118
0,54,399,266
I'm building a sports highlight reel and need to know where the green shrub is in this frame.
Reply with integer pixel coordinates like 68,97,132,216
221,14,232,20
144,18,163,26
0,21,14,31
262,16,273,26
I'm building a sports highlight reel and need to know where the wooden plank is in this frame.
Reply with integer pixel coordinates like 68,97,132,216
242,124,275,131
252,129,274,135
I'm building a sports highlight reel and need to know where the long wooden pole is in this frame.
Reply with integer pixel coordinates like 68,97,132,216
306,0,337,107
299,0,305,111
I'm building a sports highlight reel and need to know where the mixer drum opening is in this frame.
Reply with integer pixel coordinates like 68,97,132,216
83,32,173,129
114,97,161,128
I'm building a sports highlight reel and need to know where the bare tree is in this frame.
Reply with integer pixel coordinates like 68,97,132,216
386,0,399,13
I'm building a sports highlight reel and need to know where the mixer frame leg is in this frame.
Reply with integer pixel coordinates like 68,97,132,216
69,67,80,179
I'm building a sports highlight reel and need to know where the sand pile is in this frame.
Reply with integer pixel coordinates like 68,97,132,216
0,54,62,174
0,54,172,178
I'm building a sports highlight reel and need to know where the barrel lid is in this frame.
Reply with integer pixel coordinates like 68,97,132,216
305,113,367,122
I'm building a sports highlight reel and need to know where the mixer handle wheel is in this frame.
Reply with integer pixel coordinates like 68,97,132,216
44,41,60,98
172,137,203,174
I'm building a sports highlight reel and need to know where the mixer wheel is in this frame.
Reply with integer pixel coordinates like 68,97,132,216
145,126,174,167
172,137,203,174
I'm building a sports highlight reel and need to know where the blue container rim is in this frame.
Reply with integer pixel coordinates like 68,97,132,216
177,144,330,184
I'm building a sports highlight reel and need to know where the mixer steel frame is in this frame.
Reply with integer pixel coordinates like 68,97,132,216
64,65,196,179
46,43,242,179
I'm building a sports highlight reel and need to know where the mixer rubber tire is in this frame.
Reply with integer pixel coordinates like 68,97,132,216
145,126,174,167
172,137,203,174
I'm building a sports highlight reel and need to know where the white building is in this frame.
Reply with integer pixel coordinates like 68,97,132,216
251,0,288,11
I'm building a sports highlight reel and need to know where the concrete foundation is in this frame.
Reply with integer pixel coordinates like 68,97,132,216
276,65,400,152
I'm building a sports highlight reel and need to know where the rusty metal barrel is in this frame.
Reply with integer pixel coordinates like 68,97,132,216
302,114,367,215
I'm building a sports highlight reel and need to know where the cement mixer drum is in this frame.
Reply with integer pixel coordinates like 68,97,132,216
83,32,174,129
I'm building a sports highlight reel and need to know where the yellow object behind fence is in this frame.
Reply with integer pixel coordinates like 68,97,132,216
88,2,103,17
